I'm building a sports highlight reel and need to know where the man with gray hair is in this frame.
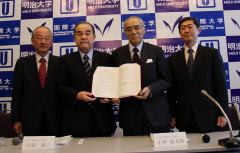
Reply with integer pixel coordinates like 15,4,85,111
12,26,61,136
112,16,172,136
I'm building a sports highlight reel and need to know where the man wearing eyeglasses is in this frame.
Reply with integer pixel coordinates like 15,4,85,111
12,26,61,136
57,21,116,137
112,16,172,136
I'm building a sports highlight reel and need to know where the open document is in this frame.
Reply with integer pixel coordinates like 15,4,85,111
92,63,141,98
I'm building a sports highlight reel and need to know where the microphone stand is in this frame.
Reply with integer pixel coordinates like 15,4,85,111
233,102,240,137
201,90,240,147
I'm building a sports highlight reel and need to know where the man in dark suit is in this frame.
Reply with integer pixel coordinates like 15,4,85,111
112,16,171,136
168,17,228,133
58,21,116,137
12,26,60,136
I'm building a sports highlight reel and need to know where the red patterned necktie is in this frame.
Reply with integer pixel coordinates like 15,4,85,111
39,58,47,88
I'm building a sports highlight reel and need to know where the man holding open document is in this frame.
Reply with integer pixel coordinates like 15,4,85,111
111,16,172,136
57,21,116,137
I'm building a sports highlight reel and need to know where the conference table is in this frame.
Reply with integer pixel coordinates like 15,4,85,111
0,131,240,153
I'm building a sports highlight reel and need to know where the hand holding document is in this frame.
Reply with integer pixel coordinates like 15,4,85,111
92,63,141,98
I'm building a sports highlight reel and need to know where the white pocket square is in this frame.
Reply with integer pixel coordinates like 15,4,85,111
146,59,153,63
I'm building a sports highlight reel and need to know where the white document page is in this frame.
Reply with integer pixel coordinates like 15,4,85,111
118,63,141,98
92,63,141,98
92,66,118,98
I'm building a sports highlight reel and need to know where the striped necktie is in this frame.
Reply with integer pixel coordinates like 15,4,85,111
83,55,91,81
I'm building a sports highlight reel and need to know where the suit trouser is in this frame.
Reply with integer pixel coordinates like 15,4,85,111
123,104,169,136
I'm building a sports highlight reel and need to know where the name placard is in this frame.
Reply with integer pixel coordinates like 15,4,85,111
151,132,188,148
22,136,55,150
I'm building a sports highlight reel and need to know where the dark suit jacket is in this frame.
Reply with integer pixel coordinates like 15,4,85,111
11,54,61,136
58,51,116,136
168,45,228,132
112,42,171,129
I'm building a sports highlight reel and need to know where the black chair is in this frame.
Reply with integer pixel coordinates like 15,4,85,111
0,111,16,138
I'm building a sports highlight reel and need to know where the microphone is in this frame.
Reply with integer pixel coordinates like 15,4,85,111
202,134,210,143
12,133,23,145
201,90,240,147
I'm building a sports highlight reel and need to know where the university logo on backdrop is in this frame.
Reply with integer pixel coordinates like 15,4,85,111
155,0,189,12
87,0,120,15
21,0,53,19
231,89,240,103
226,36,240,62
0,101,11,112
127,0,147,10
231,18,240,31
53,16,86,43
223,0,240,10
94,18,114,37
237,70,240,78
196,0,216,8
224,63,230,89
0,48,13,68
0,20,20,45
0,71,13,97
200,40,220,50
89,15,121,41
94,40,121,54
60,0,79,14
223,11,240,36
156,12,189,38
0,0,14,18
229,62,240,90
20,45,35,58
157,38,183,58
191,11,225,36
162,16,183,34
60,45,78,56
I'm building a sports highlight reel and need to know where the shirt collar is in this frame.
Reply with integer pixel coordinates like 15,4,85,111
184,41,199,54
129,41,144,53
35,52,49,63
79,49,93,61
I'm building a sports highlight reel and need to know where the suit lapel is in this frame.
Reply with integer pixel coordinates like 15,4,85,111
192,45,206,78
92,50,99,73
45,55,54,88
140,42,148,63
72,52,87,79
122,45,133,63
178,49,190,81
29,55,41,88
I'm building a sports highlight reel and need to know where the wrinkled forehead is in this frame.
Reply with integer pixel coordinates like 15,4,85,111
33,28,52,37
124,17,144,28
